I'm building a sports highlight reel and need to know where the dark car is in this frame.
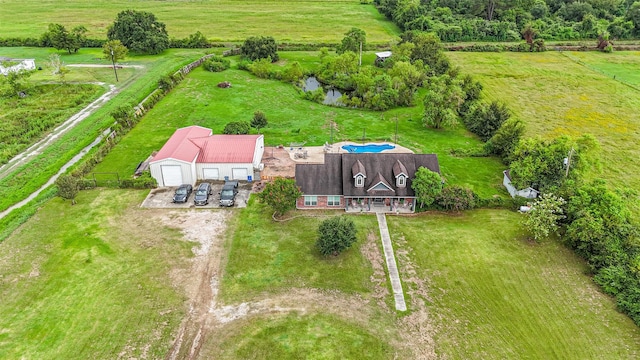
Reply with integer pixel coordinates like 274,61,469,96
172,184,193,203
194,182,212,206
219,181,238,207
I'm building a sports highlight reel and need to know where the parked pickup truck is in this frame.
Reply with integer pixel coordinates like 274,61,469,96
219,180,239,207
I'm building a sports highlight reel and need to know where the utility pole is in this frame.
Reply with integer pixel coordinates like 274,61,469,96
565,147,575,177
394,116,398,144
110,48,119,82
362,128,366,144
359,41,362,67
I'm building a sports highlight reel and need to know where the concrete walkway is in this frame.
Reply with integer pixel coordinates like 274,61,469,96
376,213,407,311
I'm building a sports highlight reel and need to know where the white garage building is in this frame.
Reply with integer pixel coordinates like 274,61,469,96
149,126,264,187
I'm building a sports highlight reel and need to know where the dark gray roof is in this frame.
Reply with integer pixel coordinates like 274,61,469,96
296,153,440,197
393,159,408,178
352,159,366,178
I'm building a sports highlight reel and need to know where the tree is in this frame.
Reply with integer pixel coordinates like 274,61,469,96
56,174,78,205
103,40,128,63
251,111,268,130
107,10,169,54
464,100,511,141
241,36,279,62
423,75,463,129
223,121,250,134
627,2,640,34
316,216,357,256
412,167,442,208
0,67,34,98
257,178,302,216
41,23,86,54
47,54,70,82
402,31,450,75
522,23,537,45
435,185,476,211
337,27,366,54
484,117,525,162
524,193,566,242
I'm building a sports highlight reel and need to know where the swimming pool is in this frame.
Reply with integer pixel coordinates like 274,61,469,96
341,144,395,153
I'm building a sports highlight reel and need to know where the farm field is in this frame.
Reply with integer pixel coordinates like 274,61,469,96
447,51,640,193
0,47,208,215
93,52,506,198
0,0,400,43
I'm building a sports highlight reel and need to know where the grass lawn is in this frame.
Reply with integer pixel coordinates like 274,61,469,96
0,0,400,43
0,47,207,214
447,51,640,193
94,53,506,198
220,198,376,303
0,189,194,359
210,313,394,359
388,210,640,359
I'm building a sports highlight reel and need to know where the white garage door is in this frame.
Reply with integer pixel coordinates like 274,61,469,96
161,165,183,186
202,168,219,180
232,168,248,180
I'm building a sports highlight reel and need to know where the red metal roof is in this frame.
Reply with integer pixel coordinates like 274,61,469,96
152,126,212,163
191,135,261,163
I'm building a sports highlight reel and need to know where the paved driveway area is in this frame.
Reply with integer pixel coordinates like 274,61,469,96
141,182,252,209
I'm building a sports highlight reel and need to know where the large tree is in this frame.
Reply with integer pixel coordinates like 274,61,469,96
42,23,87,54
241,36,279,62
412,167,442,208
337,27,366,54
401,31,450,76
107,10,169,54
257,178,302,216
423,75,463,129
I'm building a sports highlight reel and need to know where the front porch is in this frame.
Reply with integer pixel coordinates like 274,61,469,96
344,196,415,214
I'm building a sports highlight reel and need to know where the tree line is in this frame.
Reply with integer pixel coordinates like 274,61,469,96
375,0,640,41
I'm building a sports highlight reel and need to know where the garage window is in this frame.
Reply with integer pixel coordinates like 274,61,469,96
327,196,341,206
304,196,317,206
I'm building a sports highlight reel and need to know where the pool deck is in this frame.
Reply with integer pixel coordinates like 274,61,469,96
285,141,414,164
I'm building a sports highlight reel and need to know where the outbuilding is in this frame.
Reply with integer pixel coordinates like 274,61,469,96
0,58,36,75
149,126,264,186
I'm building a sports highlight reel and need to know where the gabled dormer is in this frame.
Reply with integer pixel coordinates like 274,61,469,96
352,160,366,188
392,159,408,188
367,172,394,193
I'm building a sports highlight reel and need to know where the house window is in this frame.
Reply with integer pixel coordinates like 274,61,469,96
397,175,406,187
304,196,318,206
327,196,341,206
355,175,364,187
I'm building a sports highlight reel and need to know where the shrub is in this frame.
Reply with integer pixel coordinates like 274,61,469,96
436,185,476,211
251,111,268,130
464,101,511,142
55,174,79,204
247,57,274,79
241,36,279,61
202,55,230,72
223,121,250,135
316,216,357,256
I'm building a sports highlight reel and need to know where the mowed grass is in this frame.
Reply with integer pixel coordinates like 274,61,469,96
94,53,506,198
209,313,394,359
447,51,640,192
388,210,640,359
0,0,400,43
0,190,194,359
220,198,376,303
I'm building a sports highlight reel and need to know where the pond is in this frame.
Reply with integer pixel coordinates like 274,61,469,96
303,76,343,106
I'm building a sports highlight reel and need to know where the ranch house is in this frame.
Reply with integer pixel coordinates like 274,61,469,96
149,126,264,186
295,153,440,213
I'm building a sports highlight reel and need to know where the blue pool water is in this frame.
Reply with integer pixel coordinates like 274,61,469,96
341,144,395,153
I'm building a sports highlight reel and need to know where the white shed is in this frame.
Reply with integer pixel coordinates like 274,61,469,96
503,170,539,199
0,58,36,76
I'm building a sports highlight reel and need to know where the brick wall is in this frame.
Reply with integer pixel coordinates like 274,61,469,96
296,195,344,209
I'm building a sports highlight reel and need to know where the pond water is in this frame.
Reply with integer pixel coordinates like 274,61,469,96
303,77,343,106
341,144,396,153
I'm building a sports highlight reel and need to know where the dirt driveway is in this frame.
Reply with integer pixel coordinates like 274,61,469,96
141,182,252,209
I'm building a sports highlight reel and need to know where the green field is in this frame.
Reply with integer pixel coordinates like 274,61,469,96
447,51,640,193
93,52,506,198
388,210,640,359
0,190,194,359
0,47,207,215
0,0,400,43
